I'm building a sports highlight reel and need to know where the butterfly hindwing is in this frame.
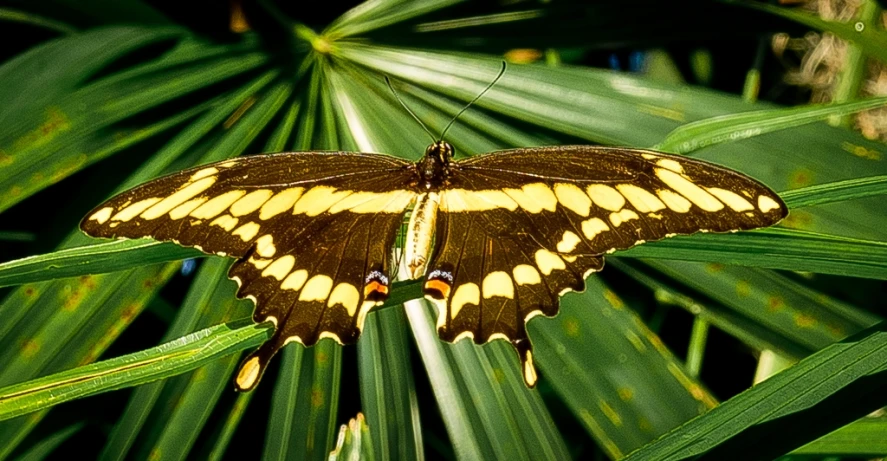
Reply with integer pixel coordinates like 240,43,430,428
424,210,605,386
229,209,404,390
426,146,787,385
81,152,417,391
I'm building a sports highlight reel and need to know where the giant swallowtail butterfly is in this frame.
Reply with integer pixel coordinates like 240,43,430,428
80,76,787,391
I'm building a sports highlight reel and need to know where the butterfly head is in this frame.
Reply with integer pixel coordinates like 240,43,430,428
419,141,454,189
425,141,454,162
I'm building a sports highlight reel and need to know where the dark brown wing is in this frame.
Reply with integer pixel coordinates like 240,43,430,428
81,152,417,391
425,146,787,386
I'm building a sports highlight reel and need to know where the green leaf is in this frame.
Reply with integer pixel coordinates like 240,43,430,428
0,231,34,242
619,228,887,280
405,297,571,460
0,26,181,130
654,96,887,153
790,416,887,456
531,278,716,459
0,239,199,288
100,257,251,460
0,320,271,423
206,393,255,461
0,8,77,34
358,308,423,461
263,342,343,461
325,0,464,39
610,259,879,361
0,40,267,212
781,175,887,209
624,321,887,460
328,413,375,461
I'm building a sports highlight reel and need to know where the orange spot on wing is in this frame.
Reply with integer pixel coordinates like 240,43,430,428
364,281,389,299
424,279,451,299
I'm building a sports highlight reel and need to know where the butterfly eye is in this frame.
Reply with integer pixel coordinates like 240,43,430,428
441,142,454,159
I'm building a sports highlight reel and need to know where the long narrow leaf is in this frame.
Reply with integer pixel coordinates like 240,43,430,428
624,321,887,460
0,321,272,422
655,96,887,153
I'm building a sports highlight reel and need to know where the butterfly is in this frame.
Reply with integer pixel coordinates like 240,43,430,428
79,69,788,391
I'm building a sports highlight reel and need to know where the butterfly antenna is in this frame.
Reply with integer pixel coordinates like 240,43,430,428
386,76,437,143
439,61,507,142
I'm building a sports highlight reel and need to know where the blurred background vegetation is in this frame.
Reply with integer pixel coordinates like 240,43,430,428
0,0,886,459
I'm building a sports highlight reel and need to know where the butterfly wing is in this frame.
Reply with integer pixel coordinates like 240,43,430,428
81,152,417,391
425,146,787,386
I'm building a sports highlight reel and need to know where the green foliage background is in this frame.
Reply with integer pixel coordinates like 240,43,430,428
0,0,886,459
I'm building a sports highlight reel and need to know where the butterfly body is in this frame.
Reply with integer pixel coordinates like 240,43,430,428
81,143,787,391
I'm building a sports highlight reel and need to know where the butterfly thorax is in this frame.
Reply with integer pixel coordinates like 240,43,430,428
417,141,454,190
406,141,453,279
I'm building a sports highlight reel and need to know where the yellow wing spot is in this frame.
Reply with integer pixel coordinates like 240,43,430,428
219,160,237,168
513,264,541,285
450,283,480,319
534,249,565,275
232,221,260,241
655,169,723,212
453,331,475,342
190,190,247,219
356,299,380,331
656,158,683,173
230,189,273,216
259,187,304,219
88,207,114,224
210,214,238,231
586,184,625,211
440,189,519,212
261,255,295,281
657,189,692,213
329,191,380,213
281,269,308,291
319,331,344,344
482,271,514,299
554,183,592,216
298,274,334,302
235,356,261,391
255,234,276,257
757,195,781,213
328,283,360,316
283,335,304,346
581,217,610,239
141,177,217,220
523,350,537,387
556,230,582,253
616,184,666,212
474,190,519,210
169,197,207,220
504,183,557,213
609,209,639,227
112,198,161,222
641,153,657,160
293,186,354,216
707,187,754,212
190,167,218,181
348,190,415,213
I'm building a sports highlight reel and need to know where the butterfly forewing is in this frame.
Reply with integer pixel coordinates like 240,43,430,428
424,146,787,386
81,152,417,391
